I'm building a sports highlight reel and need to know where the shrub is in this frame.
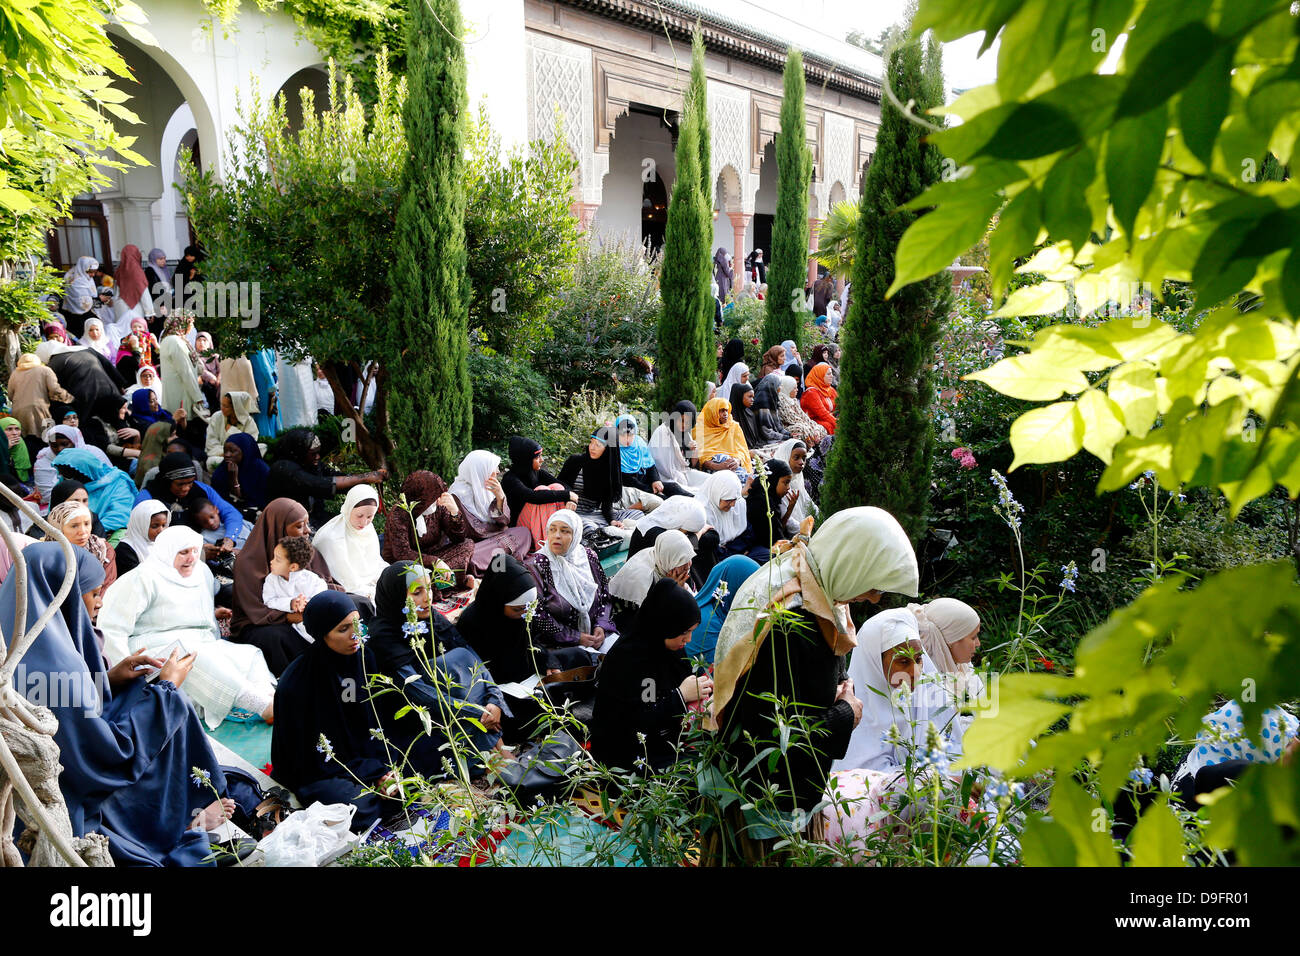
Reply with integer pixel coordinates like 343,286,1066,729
533,240,660,397
468,349,557,456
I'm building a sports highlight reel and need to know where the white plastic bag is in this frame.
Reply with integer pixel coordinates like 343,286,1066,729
259,801,356,867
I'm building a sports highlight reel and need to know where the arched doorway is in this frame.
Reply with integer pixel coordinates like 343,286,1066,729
593,105,677,253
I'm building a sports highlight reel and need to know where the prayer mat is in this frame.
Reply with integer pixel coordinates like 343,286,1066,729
208,719,273,772
494,807,642,866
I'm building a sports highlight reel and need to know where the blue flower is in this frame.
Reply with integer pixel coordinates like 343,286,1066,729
989,469,1024,531
985,778,1011,800
1059,561,1079,593
1128,766,1154,787
401,620,429,638
316,734,335,762
190,767,212,789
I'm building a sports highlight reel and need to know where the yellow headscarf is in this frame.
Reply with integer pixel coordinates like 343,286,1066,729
692,397,750,465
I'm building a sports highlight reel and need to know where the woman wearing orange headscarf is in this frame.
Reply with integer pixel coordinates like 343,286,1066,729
692,397,752,477
801,362,838,436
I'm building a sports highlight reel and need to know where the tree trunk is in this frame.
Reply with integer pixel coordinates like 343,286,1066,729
320,361,393,471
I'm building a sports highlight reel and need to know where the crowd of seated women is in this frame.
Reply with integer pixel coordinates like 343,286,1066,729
18,325,1288,867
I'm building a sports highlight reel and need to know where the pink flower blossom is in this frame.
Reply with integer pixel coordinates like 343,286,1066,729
951,447,977,470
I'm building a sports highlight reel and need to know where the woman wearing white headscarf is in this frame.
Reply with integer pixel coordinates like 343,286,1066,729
527,509,618,657
447,448,534,574
99,525,278,727
312,484,386,603
628,495,708,557
32,425,113,506
773,438,817,535
62,256,99,329
821,608,935,859
113,498,170,576
79,318,118,361
908,598,983,705
719,361,750,400
703,507,919,861
608,529,696,607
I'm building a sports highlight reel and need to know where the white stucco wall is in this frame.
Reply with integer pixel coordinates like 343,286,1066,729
461,0,529,153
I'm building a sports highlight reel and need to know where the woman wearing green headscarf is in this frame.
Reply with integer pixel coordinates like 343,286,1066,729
1,417,32,482
703,506,919,863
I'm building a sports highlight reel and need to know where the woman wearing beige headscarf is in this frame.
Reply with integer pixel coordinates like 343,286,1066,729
908,597,982,701
703,506,918,863
8,352,75,437
607,528,695,607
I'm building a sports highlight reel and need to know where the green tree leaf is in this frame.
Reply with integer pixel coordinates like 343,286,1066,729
1009,400,1086,469
1129,799,1187,866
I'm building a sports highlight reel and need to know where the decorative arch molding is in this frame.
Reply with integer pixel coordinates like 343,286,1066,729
593,47,687,153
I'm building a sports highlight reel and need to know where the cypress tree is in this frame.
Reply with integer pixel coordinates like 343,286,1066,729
688,26,715,405
389,0,472,477
763,48,812,351
656,113,712,411
820,28,952,545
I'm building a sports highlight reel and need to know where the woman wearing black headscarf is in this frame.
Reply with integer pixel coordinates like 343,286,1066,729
729,382,787,451
740,458,793,563
454,554,589,687
501,435,575,546
557,424,639,533
81,393,138,470
366,562,507,772
271,591,398,833
718,338,745,382
590,578,711,773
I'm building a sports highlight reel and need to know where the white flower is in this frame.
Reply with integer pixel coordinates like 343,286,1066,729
712,580,730,603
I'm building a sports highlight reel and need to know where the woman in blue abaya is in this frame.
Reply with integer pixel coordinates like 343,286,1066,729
250,348,281,438
1,543,231,866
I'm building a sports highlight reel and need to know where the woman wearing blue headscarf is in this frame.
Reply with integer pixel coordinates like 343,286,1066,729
51,446,138,534
0,543,231,865
616,414,691,507
686,555,759,665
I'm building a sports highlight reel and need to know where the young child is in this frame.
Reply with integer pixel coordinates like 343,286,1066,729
262,535,328,641
188,497,251,550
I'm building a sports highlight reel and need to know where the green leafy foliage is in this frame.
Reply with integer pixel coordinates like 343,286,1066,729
0,0,147,322
822,29,951,544
387,0,471,477
762,48,812,352
464,107,582,358
535,241,660,399
906,0,1300,864
467,349,557,455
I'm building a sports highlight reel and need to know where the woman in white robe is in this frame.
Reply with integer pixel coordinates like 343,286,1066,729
98,525,277,727
159,314,205,418
312,484,387,604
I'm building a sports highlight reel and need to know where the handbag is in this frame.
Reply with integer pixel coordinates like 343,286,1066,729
541,664,599,727
497,731,585,806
